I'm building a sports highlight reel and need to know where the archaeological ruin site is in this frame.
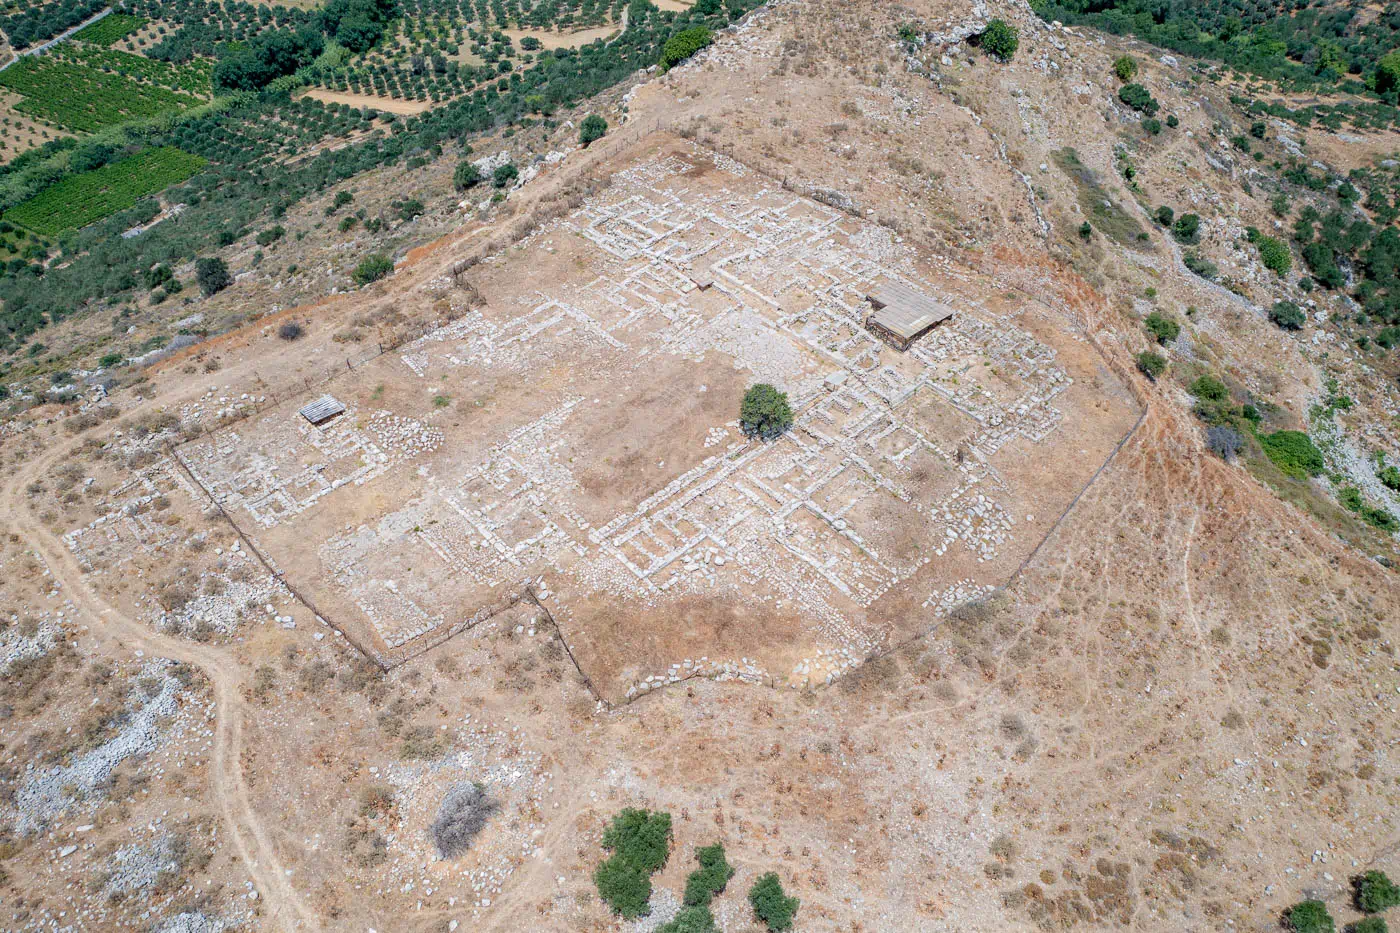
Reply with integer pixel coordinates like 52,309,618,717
66,140,1139,705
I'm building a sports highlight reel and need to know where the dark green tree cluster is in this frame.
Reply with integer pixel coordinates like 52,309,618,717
1355,870,1400,915
1029,0,1400,106
1283,899,1334,933
321,0,399,53
212,27,324,90
195,256,231,296
1135,350,1166,380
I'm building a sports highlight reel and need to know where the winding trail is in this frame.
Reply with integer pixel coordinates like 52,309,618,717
0,439,321,932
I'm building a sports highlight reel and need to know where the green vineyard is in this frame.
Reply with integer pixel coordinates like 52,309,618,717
73,13,148,46
63,42,213,96
5,146,206,235
0,52,204,133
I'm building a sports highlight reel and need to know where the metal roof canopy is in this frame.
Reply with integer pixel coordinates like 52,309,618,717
866,281,954,344
299,395,346,425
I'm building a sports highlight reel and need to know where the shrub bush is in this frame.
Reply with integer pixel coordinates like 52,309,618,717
1144,311,1180,345
1260,430,1325,479
740,384,793,439
352,253,394,286
979,19,1019,61
656,905,719,933
278,321,304,341
492,163,519,189
594,809,672,918
580,114,608,146
1136,351,1166,380
1155,205,1174,226
1269,300,1306,330
1078,221,1092,240
1172,213,1200,243
1118,83,1159,115
594,856,653,919
1113,55,1137,81
1189,374,1229,403
195,257,232,297
1284,899,1335,933
1355,870,1400,913
430,782,497,858
1183,251,1218,279
1258,236,1292,276
1345,917,1387,933
749,872,799,932
683,843,735,908
454,161,482,190
660,25,713,72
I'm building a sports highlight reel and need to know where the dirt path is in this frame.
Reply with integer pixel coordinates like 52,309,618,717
0,441,322,932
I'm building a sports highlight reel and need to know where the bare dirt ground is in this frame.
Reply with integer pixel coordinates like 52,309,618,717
3,0,1400,931
298,88,433,114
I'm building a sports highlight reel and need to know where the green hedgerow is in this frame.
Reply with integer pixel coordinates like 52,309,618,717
1260,430,1325,479
749,872,799,932
1355,870,1400,914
